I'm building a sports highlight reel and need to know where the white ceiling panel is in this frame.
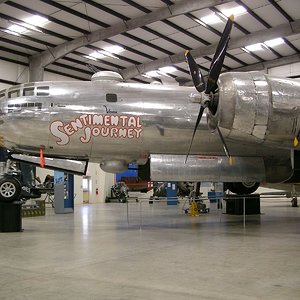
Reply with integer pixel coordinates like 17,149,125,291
73,2,123,26
46,64,91,80
254,4,288,27
133,44,168,59
166,32,200,49
268,43,297,56
7,0,59,15
242,0,273,10
1,0,299,81
167,15,200,30
133,0,165,10
108,34,142,48
287,34,300,41
234,14,267,33
0,50,28,64
290,38,300,49
187,26,219,46
126,28,159,42
233,52,260,65
149,37,184,53
44,21,84,39
146,21,180,36
95,2,144,19
279,0,300,20
223,55,244,68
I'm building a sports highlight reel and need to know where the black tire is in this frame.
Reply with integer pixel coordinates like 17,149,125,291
0,177,22,202
119,194,127,203
227,182,260,195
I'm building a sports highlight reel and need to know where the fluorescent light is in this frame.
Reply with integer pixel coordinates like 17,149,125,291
89,51,105,59
104,45,124,54
145,71,160,77
159,66,177,73
264,37,285,47
200,13,222,25
6,15,49,35
244,43,264,52
222,6,247,17
84,55,98,61
7,24,27,34
24,15,48,26
2,28,21,36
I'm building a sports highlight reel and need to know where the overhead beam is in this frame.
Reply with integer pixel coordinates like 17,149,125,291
232,53,300,73
29,0,232,81
120,19,300,79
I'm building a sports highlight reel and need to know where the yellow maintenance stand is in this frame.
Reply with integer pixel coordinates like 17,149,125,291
189,200,200,216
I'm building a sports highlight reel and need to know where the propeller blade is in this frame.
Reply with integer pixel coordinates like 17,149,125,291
215,125,232,166
205,15,234,94
185,50,205,93
185,105,205,163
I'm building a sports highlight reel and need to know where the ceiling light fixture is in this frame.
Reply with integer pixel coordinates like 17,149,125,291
145,71,160,77
24,15,48,26
264,37,285,47
200,13,222,25
159,66,177,73
222,5,247,17
244,43,264,52
7,24,27,34
89,51,106,59
6,15,49,35
104,45,124,54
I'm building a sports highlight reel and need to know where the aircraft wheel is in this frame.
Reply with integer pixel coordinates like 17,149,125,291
227,182,259,195
0,177,21,202
119,194,127,203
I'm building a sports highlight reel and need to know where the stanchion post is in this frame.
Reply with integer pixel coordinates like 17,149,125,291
243,197,246,228
139,199,142,230
126,198,129,226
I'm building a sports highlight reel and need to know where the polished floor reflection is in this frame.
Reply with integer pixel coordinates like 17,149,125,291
0,198,299,300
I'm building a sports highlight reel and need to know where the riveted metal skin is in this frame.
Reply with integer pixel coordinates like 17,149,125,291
150,154,265,182
216,71,300,147
0,71,299,180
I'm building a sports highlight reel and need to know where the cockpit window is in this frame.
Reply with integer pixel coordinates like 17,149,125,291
8,90,20,99
7,102,42,113
23,87,34,96
37,86,49,96
0,90,5,100
35,102,42,109
106,93,117,102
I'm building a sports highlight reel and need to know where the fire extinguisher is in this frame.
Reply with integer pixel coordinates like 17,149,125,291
96,188,99,195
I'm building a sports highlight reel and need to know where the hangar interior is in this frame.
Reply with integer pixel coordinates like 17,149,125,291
0,0,300,299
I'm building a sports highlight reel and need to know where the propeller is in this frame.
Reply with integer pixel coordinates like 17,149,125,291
185,15,234,165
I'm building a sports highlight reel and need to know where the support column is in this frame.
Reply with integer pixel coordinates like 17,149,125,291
29,56,44,82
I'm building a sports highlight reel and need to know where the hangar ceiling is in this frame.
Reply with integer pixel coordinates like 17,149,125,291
0,0,300,84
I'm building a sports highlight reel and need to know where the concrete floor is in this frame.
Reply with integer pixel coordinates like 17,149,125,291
0,198,299,300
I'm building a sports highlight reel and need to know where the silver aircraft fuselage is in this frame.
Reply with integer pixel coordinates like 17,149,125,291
0,71,300,183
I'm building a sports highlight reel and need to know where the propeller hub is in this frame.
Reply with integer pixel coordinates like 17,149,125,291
201,93,212,106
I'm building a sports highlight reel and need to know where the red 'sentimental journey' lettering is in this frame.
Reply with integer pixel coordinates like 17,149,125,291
50,114,143,145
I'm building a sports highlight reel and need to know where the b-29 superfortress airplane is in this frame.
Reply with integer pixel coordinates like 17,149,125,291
0,16,300,201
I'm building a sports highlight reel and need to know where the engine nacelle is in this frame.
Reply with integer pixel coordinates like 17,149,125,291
209,72,300,147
